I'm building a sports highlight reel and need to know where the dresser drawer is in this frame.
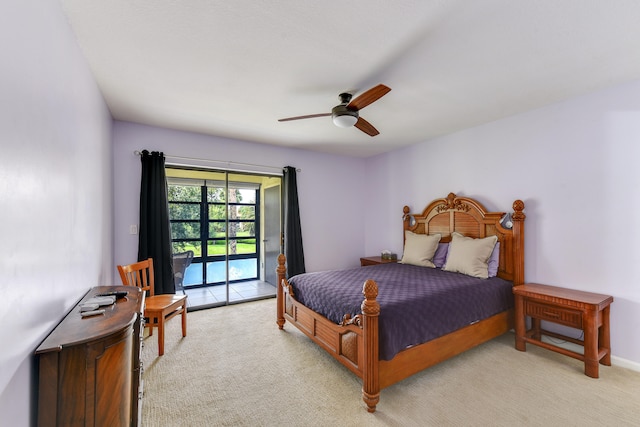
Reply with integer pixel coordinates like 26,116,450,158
525,301,582,328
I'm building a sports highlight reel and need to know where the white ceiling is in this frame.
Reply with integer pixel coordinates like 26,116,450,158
59,0,640,157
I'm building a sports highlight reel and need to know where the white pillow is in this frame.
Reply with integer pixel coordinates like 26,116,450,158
400,232,441,268
443,232,498,278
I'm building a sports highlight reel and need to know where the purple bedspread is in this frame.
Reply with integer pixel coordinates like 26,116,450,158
288,263,514,360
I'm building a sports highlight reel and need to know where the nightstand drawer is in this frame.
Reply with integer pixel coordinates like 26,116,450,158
525,301,582,328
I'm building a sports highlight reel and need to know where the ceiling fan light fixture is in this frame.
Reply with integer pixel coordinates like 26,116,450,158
332,113,358,128
331,104,358,128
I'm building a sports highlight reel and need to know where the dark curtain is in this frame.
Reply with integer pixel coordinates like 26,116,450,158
283,166,305,277
138,150,175,294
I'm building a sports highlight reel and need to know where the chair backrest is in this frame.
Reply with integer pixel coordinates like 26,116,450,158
118,258,155,296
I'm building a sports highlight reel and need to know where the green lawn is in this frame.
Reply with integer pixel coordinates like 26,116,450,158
173,240,256,257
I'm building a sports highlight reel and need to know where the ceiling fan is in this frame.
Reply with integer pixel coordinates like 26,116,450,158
278,84,391,136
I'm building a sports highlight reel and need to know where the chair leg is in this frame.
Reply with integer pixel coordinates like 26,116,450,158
158,319,165,356
181,305,187,337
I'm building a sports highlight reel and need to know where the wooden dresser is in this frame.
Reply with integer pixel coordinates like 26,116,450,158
35,286,145,427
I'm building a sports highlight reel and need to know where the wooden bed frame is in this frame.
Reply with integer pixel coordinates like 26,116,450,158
276,192,525,412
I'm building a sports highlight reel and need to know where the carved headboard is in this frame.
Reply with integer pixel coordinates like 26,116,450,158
402,192,525,285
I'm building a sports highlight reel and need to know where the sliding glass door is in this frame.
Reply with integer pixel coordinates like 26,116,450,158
166,167,281,308
207,175,259,286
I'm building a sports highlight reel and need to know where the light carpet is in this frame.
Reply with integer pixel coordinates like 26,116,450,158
141,298,639,426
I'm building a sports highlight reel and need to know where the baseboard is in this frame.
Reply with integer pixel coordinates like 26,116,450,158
538,335,640,373
611,355,640,372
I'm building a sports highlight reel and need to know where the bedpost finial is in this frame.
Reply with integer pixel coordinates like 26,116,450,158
363,279,378,300
512,199,526,221
362,280,380,316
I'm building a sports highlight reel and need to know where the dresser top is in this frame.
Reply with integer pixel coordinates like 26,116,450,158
36,286,143,354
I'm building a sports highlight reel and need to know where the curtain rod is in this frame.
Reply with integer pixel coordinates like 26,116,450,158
133,150,300,172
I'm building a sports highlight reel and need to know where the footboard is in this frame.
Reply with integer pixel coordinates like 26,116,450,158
276,254,380,412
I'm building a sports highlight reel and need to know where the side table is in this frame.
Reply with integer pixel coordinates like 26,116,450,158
513,283,613,378
360,256,398,267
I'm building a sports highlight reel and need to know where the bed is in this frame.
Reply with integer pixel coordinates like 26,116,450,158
276,192,526,412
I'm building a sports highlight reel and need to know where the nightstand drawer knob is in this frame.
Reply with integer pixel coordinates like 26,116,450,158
542,311,560,318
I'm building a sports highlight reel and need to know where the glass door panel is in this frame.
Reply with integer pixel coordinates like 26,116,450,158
167,168,279,308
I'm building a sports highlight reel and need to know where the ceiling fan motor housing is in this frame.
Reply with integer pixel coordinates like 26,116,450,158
331,104,358,127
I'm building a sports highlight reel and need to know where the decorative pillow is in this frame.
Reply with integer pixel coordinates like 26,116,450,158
433,243,449,268
434,241,500,273
443,232,498,278
400,232,441,268
487,242,500,277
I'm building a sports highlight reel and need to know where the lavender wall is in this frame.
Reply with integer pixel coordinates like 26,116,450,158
112,121,367,275
364,79,640,368
0,1,113,425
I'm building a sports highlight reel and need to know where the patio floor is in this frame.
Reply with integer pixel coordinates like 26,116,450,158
182,280,276,310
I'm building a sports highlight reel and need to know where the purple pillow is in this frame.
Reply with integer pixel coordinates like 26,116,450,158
487,242,500,277
433,243,449,268
434,241,500,277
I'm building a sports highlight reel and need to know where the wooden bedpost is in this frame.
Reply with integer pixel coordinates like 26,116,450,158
361,279,380,413
276,254,287,329
511,200,526,285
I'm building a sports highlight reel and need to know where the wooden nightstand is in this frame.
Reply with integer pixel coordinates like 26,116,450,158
513,283,613,378
360,256,398,267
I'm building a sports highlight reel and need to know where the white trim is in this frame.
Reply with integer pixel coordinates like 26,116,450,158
611,355,640,372
540,336,640,372
166,176,261,190
506,332,640,373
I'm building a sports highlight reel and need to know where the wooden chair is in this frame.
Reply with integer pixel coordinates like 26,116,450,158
117,258,187,356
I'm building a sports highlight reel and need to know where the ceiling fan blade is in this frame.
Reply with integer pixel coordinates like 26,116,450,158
347,84,391,111
354,117,380,137
278,113,331,122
